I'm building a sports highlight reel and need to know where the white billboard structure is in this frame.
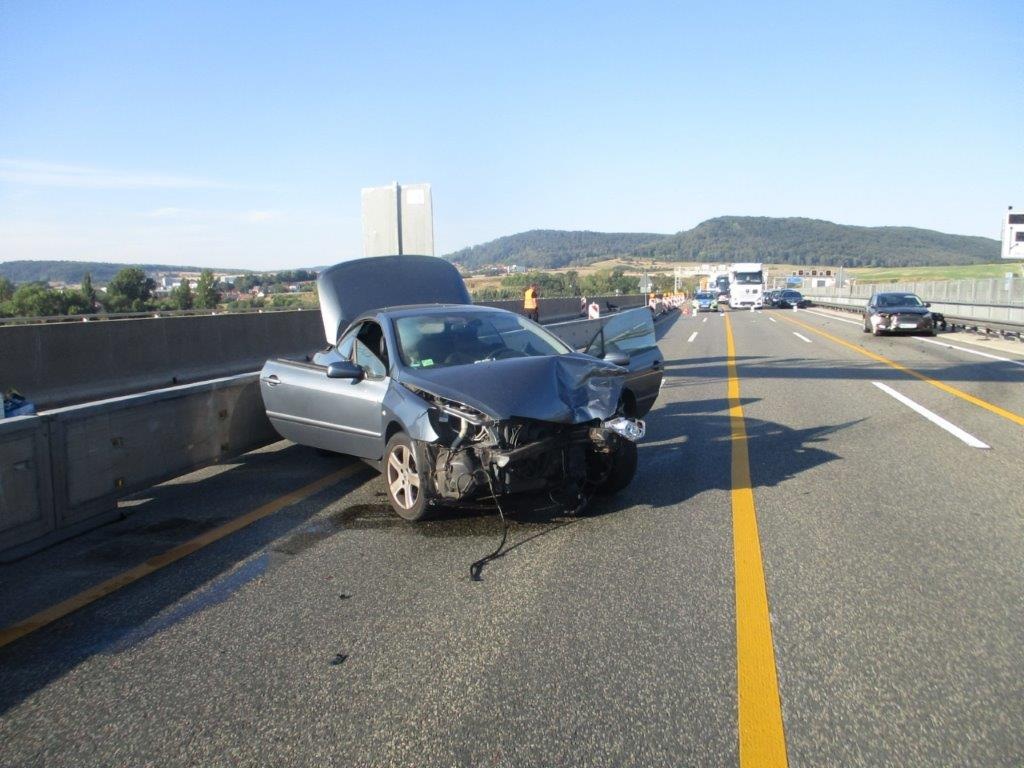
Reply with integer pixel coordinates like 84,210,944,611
1002,206,1024,260
361,182,434,257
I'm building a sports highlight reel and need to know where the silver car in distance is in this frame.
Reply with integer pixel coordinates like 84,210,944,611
259,256,662,520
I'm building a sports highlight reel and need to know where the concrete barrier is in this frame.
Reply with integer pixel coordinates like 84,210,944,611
0,373,275,561
479,294,646,323
0,310,325,410
0,415,55,556
0,308,649,559
1,297,647,410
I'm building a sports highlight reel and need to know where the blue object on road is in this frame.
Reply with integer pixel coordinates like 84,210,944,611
3,391,37,418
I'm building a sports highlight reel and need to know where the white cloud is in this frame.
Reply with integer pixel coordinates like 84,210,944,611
144,207,187,218
0,159,229,190
139,207,283,223
240,210,282,223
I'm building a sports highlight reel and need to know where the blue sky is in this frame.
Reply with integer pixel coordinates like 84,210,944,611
0,0,1019,270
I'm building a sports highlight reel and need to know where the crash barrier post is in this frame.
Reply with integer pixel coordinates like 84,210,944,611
0,415,56,557
0,373,275,562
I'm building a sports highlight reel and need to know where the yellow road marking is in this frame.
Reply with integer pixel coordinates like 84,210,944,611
0,462,366,649
725,314,789,767
782,315,1024,427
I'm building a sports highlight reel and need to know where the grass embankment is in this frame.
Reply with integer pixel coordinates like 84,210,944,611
847,264,1020,283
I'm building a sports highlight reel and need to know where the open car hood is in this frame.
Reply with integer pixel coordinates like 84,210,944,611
398,353,627,423
317,255,471,344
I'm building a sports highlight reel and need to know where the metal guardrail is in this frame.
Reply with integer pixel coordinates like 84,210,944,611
0,295,649,326
0,305,317,326
1,373,275,561
808,299,1024,341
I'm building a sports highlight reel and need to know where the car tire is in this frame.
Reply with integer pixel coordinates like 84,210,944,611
862,319,871,333
596,439,638,495
383,432,430,521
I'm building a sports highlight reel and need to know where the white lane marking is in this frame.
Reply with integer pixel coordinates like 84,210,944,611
702,317,708,323
768,317,777,323
792,332,812,343
871,382,990,449
802,308,862,326
687,331,699,343
914,337,1024,368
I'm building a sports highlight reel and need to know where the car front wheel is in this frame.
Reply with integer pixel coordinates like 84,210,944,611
596,439,638,494
384,433,430,521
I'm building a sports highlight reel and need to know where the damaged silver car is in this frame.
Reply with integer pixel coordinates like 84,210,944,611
259,256,662,520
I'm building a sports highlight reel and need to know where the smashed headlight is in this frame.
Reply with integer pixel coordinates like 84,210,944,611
603,417,646,442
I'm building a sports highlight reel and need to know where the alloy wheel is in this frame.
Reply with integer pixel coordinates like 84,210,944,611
387,444,420,510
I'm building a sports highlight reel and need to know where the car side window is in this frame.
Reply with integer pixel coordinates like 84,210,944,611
600,308,657,356
337,325,360,359
352,321,389,378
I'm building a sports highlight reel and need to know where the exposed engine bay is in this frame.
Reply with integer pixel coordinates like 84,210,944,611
408,386,645,506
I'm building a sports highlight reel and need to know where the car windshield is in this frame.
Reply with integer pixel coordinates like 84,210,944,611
878,294,923,307
783,291,802,299
394,311,572,369
733,271,763,285
697,292,714,300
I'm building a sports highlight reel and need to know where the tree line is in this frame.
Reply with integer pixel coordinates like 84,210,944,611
471,268,692,301
0,268,222,318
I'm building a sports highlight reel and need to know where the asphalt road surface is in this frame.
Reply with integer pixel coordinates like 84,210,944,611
1,308,1022,767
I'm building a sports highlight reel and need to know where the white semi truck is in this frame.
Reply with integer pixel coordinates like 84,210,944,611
727,262,765,309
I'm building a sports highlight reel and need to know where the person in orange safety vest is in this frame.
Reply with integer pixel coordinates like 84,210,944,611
523,284,539,322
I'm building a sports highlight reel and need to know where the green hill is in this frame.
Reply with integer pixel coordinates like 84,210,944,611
445,230,663,270
446,217,1000,269
0,260,252,284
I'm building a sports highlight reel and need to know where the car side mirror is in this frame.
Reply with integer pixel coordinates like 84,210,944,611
326,361,364,380
924,302,931,307
603,351,630,367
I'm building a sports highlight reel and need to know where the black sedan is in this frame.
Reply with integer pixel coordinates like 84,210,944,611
862,292,944,336
775,290,811,309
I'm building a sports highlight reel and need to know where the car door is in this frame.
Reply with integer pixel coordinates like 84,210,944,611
260,320,391,459
865,295,878,322
584,308,663,416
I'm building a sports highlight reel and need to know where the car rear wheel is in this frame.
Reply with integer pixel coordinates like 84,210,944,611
596,439,638,495
384,433,430,521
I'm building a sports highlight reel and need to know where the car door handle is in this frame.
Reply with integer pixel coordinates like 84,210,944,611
262,374,280,387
